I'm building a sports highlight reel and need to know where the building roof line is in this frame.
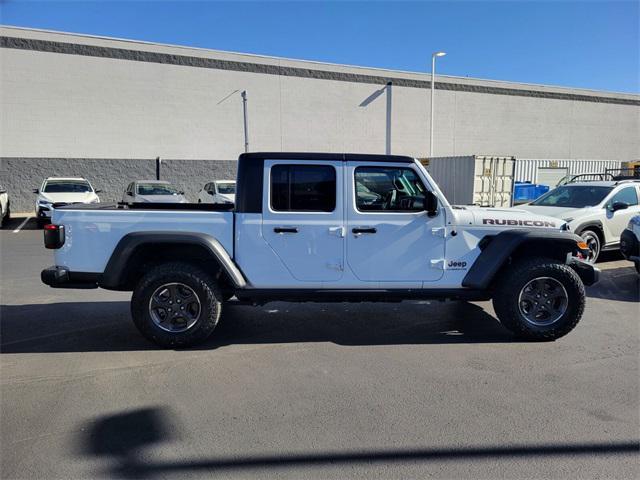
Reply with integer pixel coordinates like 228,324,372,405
1,29,638,106
2,24,637,97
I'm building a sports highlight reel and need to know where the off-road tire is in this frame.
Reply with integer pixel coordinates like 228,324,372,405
492,258,585,341
131,262,222,348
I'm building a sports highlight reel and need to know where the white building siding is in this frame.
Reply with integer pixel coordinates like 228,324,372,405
514,159,624,183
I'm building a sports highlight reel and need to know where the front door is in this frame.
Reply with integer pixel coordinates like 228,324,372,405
604,185,640,244
345,162,446,283
261,160,345,282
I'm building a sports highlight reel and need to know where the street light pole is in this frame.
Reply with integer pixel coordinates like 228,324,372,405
430,51,446,158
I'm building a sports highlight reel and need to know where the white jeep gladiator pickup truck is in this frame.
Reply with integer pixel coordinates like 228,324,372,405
42,153,598,347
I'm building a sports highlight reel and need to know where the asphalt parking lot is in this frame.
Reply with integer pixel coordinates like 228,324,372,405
1,216,638,479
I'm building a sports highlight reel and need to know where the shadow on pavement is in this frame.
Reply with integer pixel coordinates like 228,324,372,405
1,216,40,231
1,300,516,353
586,265,639,303
78,406,639,478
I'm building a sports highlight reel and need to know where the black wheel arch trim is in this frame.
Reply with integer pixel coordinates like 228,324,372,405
462,229,589,290
99,231,248,290
574,220,604,236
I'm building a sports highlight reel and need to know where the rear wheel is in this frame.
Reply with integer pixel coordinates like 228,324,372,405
492,258,585,341
579,229,601,263
131,262,222,348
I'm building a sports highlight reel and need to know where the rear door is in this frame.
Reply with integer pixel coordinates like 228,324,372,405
346,161,446,283
261,160,345,282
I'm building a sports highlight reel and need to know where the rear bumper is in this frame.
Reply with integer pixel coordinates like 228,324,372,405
567,257,600,286
41,266,99,289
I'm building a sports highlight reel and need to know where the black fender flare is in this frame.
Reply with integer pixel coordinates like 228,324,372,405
99,231,247,290
462,229,586,290
573,220,604,237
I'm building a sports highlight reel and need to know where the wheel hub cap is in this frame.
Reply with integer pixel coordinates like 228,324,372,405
517,277,568,326
581,233,599,263
149,282,201,333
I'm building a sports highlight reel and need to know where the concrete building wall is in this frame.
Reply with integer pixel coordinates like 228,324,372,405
1,26,639,211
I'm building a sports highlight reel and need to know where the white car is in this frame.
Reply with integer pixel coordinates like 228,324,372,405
42,152,598,348
197,180,236,205
518,180,640,262
620,215,640,274
0,185,10,228
123,181,188,204
34,177,100,227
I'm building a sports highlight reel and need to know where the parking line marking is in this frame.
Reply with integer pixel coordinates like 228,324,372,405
12,217,32,233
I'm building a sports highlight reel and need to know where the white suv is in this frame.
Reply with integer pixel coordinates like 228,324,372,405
197,180,236,205
519,180,640,262
34,177,100,227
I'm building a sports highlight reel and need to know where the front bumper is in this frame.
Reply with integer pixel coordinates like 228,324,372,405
37,206,52,218
567,257,600,286
620,229,639,262
41,266,99,289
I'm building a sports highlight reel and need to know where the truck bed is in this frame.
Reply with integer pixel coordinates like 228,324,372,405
51,203,234,274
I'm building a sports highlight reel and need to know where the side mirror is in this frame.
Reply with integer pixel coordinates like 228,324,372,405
425,191,438,217
95,189,102,193
0,188,6,194
207,190,215,195
33,189,39,194
127,191,133,196
611,201,629,212
179,191,185,195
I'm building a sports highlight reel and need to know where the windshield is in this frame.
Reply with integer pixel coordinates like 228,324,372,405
137,183,180,195
44,180,92,193
531,185,612,208
217,183,235,194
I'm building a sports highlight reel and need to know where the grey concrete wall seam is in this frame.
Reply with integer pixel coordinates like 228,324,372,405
0,157,238,212
1,35,638,106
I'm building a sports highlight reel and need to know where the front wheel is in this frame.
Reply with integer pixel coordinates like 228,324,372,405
131,262,222,348
579,229,601,263
492,258,586,341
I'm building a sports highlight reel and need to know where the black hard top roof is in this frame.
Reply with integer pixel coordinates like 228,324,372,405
239,152,415,163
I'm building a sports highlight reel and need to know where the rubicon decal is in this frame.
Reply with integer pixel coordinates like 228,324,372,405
483,219,556,227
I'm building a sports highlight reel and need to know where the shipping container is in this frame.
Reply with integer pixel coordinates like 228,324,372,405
423,155,515,208
514,159,623,187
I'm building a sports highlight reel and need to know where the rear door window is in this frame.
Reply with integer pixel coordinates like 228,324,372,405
271,165,336,212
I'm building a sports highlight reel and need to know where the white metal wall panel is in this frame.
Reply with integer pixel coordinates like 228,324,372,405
515,159,623,184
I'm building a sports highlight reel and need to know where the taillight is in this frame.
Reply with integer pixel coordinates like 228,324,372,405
44,224,65,249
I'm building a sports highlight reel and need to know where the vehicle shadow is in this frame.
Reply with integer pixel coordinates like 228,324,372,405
1,216,40,230
586,265,639,303
0,300,516,354
77,406,639,479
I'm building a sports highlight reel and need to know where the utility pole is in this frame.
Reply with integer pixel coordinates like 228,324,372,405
241,90,249,153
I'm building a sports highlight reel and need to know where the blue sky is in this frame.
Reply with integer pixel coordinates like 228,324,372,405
2,1,638,93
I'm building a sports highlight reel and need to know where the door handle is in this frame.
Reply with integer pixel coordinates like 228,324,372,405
352,227,377,235
274,227,298,234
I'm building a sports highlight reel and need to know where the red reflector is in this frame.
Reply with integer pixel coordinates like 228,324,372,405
44,224,58,231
